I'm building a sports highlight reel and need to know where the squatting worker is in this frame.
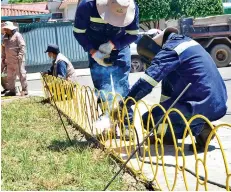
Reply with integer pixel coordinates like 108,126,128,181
121,27,227,150
43,44,77,81
1,21,28,96
73,0,139,139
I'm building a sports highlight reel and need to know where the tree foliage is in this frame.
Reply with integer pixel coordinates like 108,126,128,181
137,0,171,22
137,0,224,21
169,0,197,19
193,0,223,17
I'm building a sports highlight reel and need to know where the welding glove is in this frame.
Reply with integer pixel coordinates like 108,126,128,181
92,50,112,67
127,78,153,101
110,99,135,119
99,41,115,55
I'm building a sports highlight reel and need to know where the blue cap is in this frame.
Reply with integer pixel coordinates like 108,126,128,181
45,44,60,54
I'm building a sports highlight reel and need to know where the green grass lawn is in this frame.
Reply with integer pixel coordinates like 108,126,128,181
1,97,145,191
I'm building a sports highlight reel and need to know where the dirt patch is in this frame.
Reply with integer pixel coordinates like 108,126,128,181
92,148,105,161
121,172,147,191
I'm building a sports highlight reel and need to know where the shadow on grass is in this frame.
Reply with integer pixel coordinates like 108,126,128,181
40,98,50,104
47,139,99,152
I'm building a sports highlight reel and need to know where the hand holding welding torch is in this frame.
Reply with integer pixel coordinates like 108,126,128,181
110,98,134,120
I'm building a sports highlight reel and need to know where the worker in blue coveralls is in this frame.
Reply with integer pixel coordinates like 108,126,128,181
120,27,227,151
73,0,139,139
42,44,77,81
42,44,77,101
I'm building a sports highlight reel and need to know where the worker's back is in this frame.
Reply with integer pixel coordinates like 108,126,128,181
162,34,227,121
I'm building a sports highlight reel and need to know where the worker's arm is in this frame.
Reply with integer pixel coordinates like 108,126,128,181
56,61,67,79
47,65,54,76
16,33,25,60
110,4,139,50
73,1,94,53
125,49,180,105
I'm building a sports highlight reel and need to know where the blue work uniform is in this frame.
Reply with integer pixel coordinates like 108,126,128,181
48,60,67,78
47,53,76,81
126,33,227,139
73,0,139,104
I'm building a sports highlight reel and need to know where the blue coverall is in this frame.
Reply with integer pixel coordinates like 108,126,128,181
73,0,139,105
48,60,67,78
125,33,228,139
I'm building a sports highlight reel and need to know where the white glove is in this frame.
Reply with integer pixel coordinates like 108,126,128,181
99,41,115,55
92,51,112,67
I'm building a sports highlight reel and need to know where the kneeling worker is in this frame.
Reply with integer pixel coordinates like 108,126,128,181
121,27,227,150
42,44,77,100
43,44,77,81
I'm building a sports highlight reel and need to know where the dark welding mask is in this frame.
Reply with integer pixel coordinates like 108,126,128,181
137,35,162,66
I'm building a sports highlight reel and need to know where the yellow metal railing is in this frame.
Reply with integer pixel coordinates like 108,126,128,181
42,75,231,191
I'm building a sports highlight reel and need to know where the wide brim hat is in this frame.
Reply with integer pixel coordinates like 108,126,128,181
96,0,136,27
2,21,18,30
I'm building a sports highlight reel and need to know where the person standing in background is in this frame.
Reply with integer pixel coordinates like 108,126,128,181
2,21,28,96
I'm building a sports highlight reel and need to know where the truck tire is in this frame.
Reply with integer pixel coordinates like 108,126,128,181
210,44,231,68
131,56,144,73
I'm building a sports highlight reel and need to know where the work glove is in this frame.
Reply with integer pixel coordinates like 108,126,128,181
99,41,115,55
92,50,112,67
110,99,134,119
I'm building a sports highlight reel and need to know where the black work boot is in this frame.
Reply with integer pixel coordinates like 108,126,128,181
147,134,175,145
189,123,215,152
1,89,9,94
5,91,16,96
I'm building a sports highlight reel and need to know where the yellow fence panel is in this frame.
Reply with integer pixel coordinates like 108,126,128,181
42,75,231,191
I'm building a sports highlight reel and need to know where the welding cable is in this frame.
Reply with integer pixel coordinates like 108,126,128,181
132,127,230,190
